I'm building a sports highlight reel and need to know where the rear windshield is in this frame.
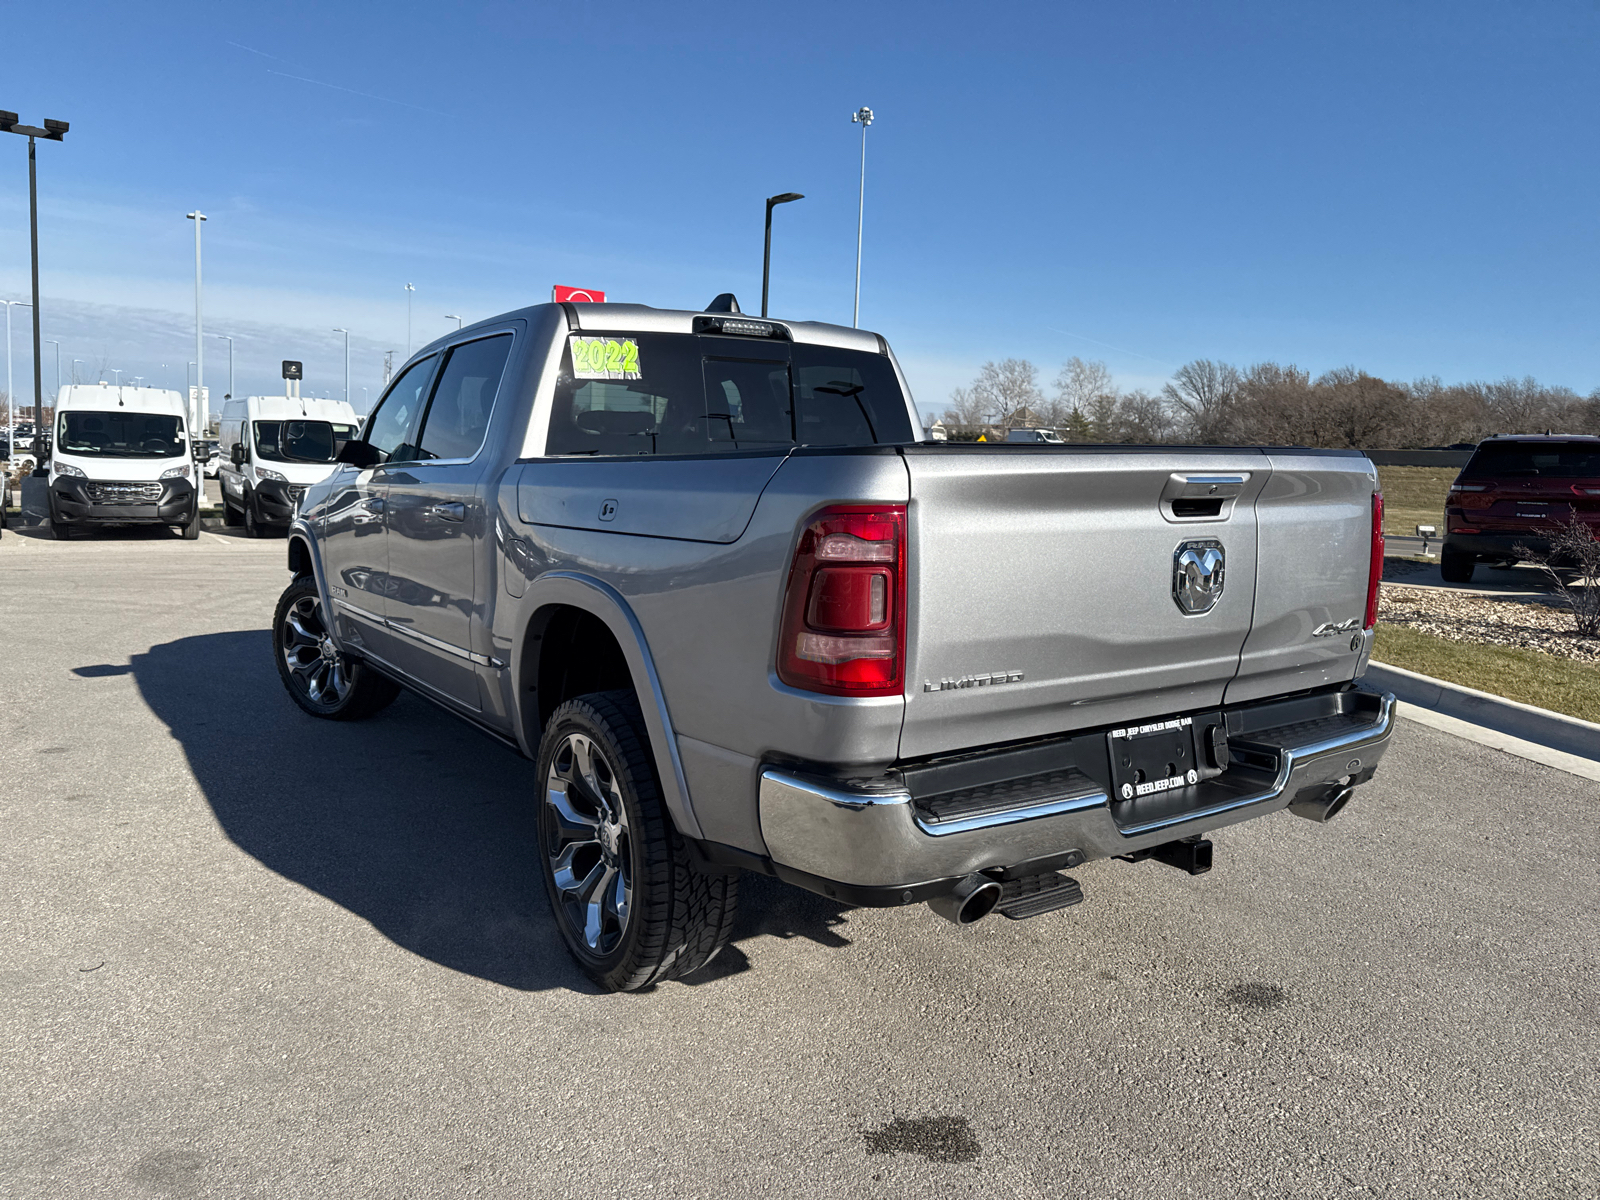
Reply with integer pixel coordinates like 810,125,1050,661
545,332,913,457
1461,441,1600,479
57,410,186,458
254,420,356,464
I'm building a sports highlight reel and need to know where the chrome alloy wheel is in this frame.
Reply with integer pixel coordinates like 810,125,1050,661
279,594,351,707
543,732,633,955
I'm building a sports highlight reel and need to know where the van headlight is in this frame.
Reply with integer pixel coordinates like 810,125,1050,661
257,468,289,483
54,461,86,478
160,464,191,479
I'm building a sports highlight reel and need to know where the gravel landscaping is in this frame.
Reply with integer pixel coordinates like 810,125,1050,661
1379,581,1600,664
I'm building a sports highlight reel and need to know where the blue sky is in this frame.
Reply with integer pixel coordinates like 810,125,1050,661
2,0,1598,417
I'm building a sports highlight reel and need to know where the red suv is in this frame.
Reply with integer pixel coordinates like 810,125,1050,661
1442,434,1600,582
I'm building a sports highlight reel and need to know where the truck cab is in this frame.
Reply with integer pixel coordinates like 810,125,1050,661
47,384,200,540
218,396,360,537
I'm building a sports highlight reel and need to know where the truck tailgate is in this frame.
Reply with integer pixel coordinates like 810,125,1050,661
898,446,1269,759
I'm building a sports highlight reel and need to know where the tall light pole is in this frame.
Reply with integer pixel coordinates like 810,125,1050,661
186,211,207,435
851,106,874,329
44,338,59,400
333,328,350,405
405,283,415,356
111,369,122,385
761,193,804,319
445,314,462,330
214,334,234,401
1,112,68,455
5,300,32,460
71,358,82,385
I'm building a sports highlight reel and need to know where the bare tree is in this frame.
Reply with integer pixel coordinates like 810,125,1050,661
1111,389,1176,443
944,359,1044,434
1050,357,1116,432
1162,360,1240,443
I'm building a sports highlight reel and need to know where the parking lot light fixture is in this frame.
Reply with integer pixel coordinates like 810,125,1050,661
186,212,207,434
111,369,122,385
761,193,804,319
333,328,350,404
4,299,32,463
1,111,68,447
851,106,873,328
44,338,59,399
405,283,415,356
445,314,462,330
214,334,234,402
71,358,82,385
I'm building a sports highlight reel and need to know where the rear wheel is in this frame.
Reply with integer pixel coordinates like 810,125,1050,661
1441,548,1475,583
535,691,738,992
273,575,400,720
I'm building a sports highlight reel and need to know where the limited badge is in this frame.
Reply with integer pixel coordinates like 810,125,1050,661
571,336,641,381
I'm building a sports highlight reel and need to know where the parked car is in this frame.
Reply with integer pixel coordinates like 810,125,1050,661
1006,427,1064,444
218,396,360,537
273,298,1396,992
1442,434,1600,582
48,384,200,540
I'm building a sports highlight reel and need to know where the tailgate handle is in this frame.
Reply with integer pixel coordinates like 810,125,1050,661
1161,473,1248,523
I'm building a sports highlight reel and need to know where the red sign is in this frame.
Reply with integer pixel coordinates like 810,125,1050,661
552,285,606,303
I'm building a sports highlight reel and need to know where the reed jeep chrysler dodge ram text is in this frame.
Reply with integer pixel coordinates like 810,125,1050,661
271,298,1396,992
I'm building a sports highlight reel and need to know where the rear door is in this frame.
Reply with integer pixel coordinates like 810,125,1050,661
898,446,1267,759
382,331,516,711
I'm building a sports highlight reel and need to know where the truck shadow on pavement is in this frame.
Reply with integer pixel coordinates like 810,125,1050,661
121,631,852,994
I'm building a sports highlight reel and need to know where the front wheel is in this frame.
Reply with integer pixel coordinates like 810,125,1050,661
179,508,201,539
273,575,400,720
243,494,262,538
536,691,738,992
222,491,242,527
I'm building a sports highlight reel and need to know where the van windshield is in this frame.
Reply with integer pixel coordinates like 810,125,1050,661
253,420,355,463
57,410,187,458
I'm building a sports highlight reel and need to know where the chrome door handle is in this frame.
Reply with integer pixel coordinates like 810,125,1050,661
428,502,465,522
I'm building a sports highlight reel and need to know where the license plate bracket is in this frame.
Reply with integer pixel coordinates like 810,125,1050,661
1107,716,1201,803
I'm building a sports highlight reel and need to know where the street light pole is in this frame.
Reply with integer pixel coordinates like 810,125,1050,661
5,300,32,464
1,112,67,452
214,334,233,401
44,338,58,399
333,328,350,405
111,369,122,385
405,283,415,357
851,106,874,328
186,211,207,435
445,314,462,330
761,193,804,319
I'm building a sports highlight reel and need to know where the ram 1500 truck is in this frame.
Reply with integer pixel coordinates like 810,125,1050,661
275,299,1396,992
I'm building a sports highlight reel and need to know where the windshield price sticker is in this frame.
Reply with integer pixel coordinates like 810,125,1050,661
571,336,641,381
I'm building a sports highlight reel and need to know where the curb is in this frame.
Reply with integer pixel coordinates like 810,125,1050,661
1366,661,1600,763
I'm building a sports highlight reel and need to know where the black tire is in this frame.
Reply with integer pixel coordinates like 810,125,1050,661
222,492,242,527
243,493,262,538
180,508,202,539
49,501,73,540
273,575,401,720
535,690,739,993
1441,548,1475,583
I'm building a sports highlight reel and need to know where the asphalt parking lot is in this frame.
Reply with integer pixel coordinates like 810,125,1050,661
1,525,1596,1199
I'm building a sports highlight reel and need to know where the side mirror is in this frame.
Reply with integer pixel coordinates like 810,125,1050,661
335,439,382,469
230,443,246,466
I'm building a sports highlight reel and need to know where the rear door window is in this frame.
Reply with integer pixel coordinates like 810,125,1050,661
546,332,911,457
1462,441,1600,479
416,333,513,461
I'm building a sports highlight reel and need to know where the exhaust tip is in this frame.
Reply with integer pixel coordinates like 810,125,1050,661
928,874,1003,925
1289,785,1355,824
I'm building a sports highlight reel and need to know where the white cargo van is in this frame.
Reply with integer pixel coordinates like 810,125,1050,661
48,384,200,540
217,396,359,536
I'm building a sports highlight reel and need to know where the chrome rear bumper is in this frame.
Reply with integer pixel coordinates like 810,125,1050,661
759,690,1395,895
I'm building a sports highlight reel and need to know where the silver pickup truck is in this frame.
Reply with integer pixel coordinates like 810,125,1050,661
276,299,1396,992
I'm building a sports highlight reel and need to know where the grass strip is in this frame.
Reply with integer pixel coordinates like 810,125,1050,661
1373,622,1600,724
1375,464,1458,539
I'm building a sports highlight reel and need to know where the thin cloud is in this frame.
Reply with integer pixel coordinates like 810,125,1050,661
225,40,293,65
264,69,454,119
1045,326,1174,370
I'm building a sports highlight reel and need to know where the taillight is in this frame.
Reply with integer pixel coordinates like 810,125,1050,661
1365,491,1384,630
1572,484,1600,497
777,505,906,696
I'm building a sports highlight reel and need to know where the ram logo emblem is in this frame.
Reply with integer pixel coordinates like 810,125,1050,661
1173,540,1225,615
